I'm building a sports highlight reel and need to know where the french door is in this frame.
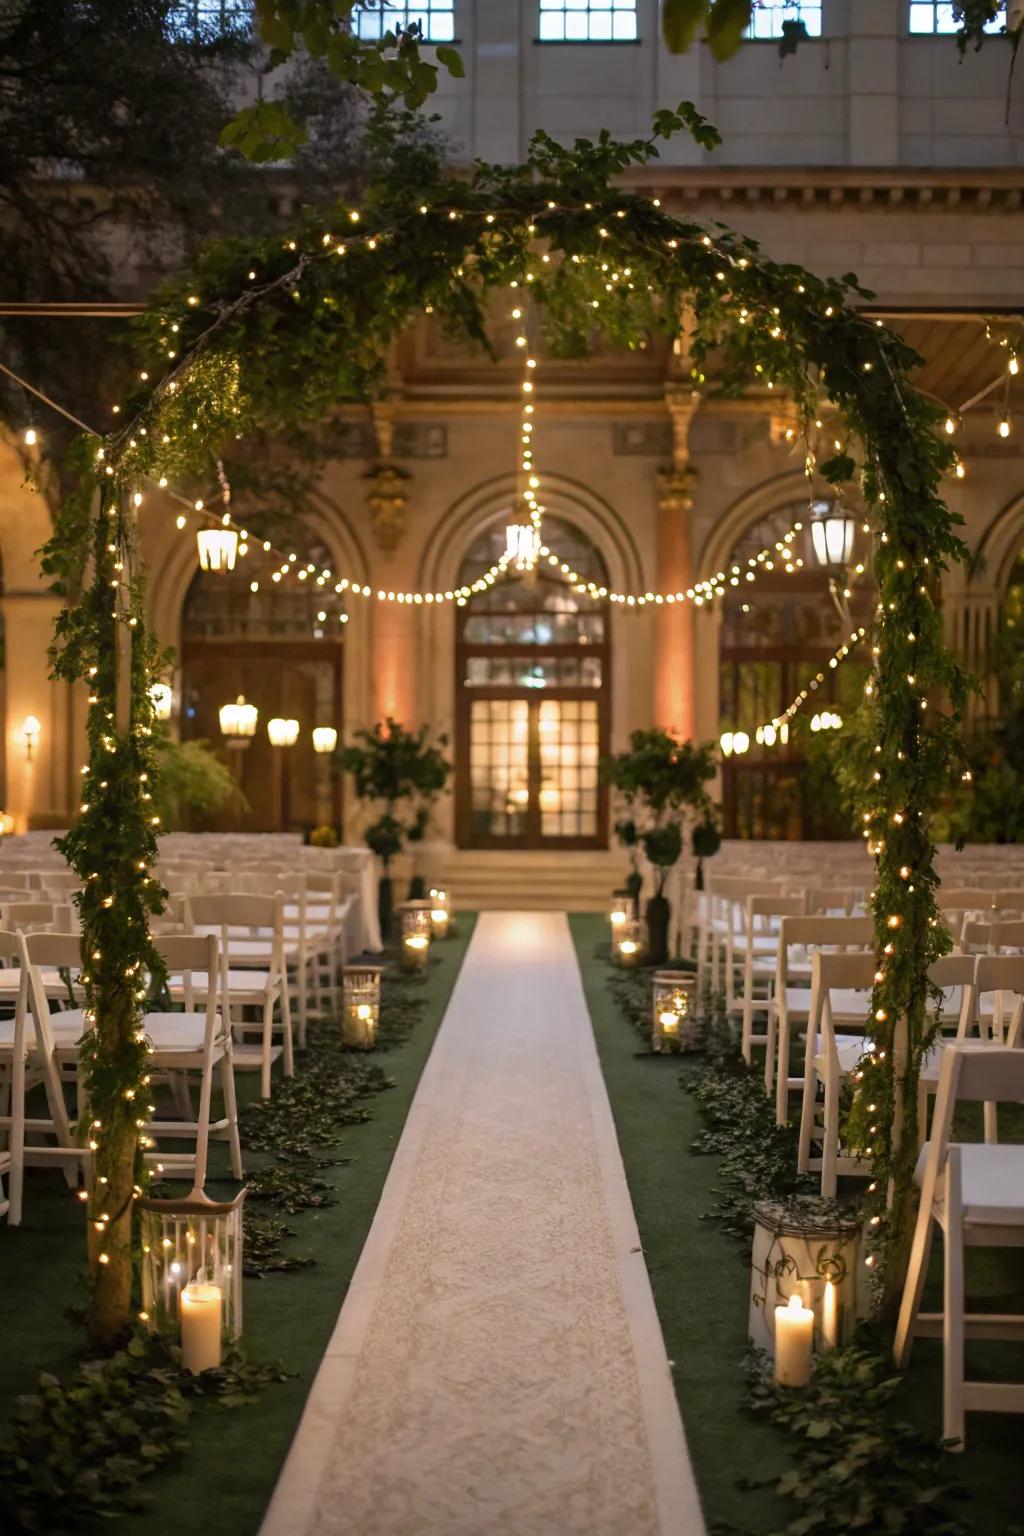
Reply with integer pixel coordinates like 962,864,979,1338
457,692,606,849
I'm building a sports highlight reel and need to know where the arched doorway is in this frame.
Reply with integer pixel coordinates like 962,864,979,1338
180,535,345,831
718,501,872,840
454,515,610,849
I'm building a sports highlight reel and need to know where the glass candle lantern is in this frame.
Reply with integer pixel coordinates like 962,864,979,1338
342,963,383,1048
429,887,450,940
651,970,697,1053
399,901,432,970
608,894,631,943
138,1189,245,1368
614,916,643,968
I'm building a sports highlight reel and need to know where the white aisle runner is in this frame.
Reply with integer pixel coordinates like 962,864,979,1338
262,912,705,1536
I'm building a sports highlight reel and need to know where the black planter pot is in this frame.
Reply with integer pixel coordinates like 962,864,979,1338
645,892,670,966
408,873,426,900
379,873,394,942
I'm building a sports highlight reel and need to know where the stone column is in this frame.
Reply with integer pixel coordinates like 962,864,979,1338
2,592,75,830
655,387,700,737
365,401,419,725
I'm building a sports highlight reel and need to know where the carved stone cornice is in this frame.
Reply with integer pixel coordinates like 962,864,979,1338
621,166,1024,212
364,461,411,554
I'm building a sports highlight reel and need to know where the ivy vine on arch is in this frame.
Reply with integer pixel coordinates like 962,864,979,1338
45,103,969,1343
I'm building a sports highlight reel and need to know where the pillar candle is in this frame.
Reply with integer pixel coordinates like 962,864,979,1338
430,906,449,939
821,1279,839,1350
180,1281,223,1373
344,1002,377,1049
773,1292,814,1387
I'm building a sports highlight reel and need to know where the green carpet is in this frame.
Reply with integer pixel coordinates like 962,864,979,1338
570,913,1024,1536
0,915,475,1535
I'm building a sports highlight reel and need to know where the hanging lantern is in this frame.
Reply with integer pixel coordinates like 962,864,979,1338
504,522,541,571
651,970,698,1053
809,502,855,568
219,695,258,742
138,1190,245,1371
267,717,300,748
613,916,644,968
312,726,338,754
428,887,450,939
150,681,173,721
196,527,239,573
398,901,432,970
342,963,383,1049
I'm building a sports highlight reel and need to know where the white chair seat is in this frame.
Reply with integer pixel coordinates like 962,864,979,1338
168,969,275,998
145,1011,219,1053
0,967,73,998
914,1141,1024,1227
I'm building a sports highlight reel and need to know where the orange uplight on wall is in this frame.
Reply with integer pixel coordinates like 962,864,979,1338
0,811,15,837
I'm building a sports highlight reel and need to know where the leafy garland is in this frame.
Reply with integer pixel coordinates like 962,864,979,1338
46,103,970,1335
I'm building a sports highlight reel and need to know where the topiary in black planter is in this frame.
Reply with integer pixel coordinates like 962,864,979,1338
645,891,671,965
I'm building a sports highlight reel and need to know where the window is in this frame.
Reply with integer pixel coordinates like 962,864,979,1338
909,3,1005,33
167,1,251,38
354,1,455,42
745,1,822,38
538,0,638,43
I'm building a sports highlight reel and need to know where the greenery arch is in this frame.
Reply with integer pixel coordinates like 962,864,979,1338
45,104,969,1345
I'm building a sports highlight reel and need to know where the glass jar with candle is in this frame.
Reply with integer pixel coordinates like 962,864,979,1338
139,1189,245,1359
651,970,697,1053
614,916,644,968
342,963,383,1048
608,894,631,944
398,900,433,971
428,887,450,940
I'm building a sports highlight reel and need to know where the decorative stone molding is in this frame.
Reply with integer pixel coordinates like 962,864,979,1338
364,461,411,554
624,167,1024,213
655,465,698,517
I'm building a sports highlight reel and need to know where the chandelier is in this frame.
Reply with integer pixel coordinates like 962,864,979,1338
504,522,541,572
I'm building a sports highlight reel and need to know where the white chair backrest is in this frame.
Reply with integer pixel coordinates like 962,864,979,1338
992,918,1024,954
919,1044,1024,1203
1,902,70,934
157,932,218,1019
19,931,83,1058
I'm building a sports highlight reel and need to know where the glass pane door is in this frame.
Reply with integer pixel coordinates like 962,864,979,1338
468,698,530,842
537,698,600,839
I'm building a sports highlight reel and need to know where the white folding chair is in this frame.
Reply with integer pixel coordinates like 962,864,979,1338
183,893,294,1098
768,915,873,1124
1,901,74,935
734,894,806,1067
22,931,242,1191
0,933,88,1221
797,949,877,1196
895,1043,1024,1448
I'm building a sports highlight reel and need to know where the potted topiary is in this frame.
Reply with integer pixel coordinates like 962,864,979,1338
337,719,451,938
605,728,719,964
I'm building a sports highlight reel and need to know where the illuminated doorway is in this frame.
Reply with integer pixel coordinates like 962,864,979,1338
454,517,610,849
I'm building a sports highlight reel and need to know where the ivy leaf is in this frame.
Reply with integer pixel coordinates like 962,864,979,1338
705,0,753,60
435,44,465,78
820,452,856,485
661,0,707,53
778,19,809,58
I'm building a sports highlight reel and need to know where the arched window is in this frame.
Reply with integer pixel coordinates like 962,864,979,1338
455,515,610,848
180,534,345,831
717,503,871,839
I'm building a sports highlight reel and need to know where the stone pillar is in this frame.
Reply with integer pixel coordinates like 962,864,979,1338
365,401,419,725
2,592,75,830
655,388,700,737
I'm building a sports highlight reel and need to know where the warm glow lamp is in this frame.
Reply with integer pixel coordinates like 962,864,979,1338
150,681,173,721
219,695,258,742
22,715,41,760
809,503,855,568
196,527,239,572
312,726,338,754
267,717,300,748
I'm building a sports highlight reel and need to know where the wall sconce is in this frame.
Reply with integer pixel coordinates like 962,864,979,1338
312,726,338,755
0,811,15,838
22,715,41,761
196,527,239,573
219,695,258,746
150,682,173,721
267,717,300,748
